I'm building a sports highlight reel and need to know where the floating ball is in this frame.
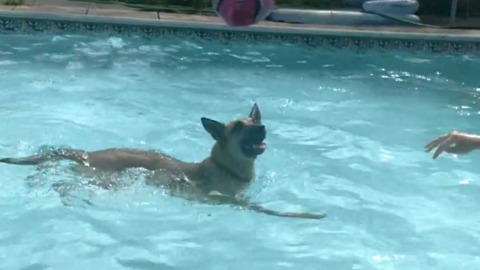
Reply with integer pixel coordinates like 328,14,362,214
213,0,275,27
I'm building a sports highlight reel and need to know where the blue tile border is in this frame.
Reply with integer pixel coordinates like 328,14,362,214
0,10,479,54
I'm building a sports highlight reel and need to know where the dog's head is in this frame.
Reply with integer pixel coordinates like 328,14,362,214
201,103,266,160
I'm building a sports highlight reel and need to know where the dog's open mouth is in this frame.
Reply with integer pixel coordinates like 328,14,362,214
249,140,266,154
241,138,266,157
240,124,267,158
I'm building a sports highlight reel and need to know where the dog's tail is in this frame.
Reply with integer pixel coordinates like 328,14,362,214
0,148,88,166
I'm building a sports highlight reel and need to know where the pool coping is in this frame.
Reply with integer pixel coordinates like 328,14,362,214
0,9,479,53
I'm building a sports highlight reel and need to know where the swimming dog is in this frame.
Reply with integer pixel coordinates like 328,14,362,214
0,104,325,220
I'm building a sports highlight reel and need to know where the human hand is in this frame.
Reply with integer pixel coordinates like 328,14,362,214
425,131,480,159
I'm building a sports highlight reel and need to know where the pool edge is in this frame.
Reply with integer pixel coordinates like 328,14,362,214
0,10,479,53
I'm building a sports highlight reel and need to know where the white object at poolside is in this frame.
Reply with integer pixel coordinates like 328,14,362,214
267,9,420,26
362,0,419,15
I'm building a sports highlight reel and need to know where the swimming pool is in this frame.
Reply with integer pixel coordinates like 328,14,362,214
1,32,480,269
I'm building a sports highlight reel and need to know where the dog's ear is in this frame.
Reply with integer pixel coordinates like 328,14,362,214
201,117,226,141
249,103,261,124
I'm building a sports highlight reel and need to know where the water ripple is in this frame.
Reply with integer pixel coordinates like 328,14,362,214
0,33,479,270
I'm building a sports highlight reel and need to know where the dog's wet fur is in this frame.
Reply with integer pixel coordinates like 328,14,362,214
0,104,325,220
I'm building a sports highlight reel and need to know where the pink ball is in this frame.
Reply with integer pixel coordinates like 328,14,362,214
213,0,275,27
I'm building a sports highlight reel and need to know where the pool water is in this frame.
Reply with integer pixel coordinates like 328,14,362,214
1,33,480,269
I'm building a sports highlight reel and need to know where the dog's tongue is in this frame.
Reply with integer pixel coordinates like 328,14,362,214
253,142,266,153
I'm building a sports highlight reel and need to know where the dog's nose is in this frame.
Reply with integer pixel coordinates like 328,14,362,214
257,125,266,136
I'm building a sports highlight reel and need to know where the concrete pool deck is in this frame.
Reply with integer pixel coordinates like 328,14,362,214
0,0,479,43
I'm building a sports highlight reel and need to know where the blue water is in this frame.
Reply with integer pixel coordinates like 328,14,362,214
0,33,480,269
